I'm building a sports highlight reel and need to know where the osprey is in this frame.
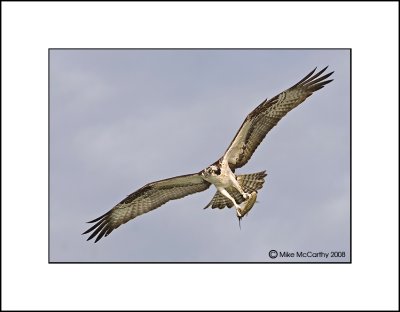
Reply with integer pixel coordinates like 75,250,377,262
83,67,333,242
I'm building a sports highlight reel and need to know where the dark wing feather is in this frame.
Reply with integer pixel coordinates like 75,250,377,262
222,67,334,169
82,173,210,242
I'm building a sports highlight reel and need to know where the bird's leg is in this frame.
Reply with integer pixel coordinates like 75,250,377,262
230,175,251,200
217,188,243,216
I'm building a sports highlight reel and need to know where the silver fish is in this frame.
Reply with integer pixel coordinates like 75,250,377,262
237,191,257,227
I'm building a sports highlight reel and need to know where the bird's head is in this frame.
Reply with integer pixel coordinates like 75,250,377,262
201,165,221,178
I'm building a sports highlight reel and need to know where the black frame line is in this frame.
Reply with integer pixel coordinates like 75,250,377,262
48,48,352,264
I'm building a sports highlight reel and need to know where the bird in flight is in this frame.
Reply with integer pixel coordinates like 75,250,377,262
83,66,334,242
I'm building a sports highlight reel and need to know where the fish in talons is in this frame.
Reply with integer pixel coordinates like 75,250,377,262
237,191,258,229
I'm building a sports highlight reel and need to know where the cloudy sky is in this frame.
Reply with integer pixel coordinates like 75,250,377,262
50,49,350,262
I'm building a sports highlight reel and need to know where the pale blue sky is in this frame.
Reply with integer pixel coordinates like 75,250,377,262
50,49,350,262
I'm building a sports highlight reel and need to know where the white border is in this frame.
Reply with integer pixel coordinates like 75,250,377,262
2,2,398,310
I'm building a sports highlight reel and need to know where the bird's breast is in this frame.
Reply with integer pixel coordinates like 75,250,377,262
203,170,234,188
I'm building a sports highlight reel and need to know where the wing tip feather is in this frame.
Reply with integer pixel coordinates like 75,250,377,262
297,66,334,92
82,211,112,242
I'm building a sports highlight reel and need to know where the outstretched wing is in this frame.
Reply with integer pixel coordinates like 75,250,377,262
83,173,210,242
222,67,334,170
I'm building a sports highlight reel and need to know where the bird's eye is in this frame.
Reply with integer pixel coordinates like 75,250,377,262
215,168,221,175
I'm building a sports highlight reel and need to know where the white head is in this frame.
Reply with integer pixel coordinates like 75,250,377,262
201,165,221,178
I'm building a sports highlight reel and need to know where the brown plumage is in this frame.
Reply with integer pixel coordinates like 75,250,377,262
82,173,210,242
222,66,333,170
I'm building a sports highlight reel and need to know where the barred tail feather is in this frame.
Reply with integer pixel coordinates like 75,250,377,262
204,171,267,209
237,171,267,193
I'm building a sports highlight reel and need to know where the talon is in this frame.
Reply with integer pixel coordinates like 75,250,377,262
243,192,251,200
